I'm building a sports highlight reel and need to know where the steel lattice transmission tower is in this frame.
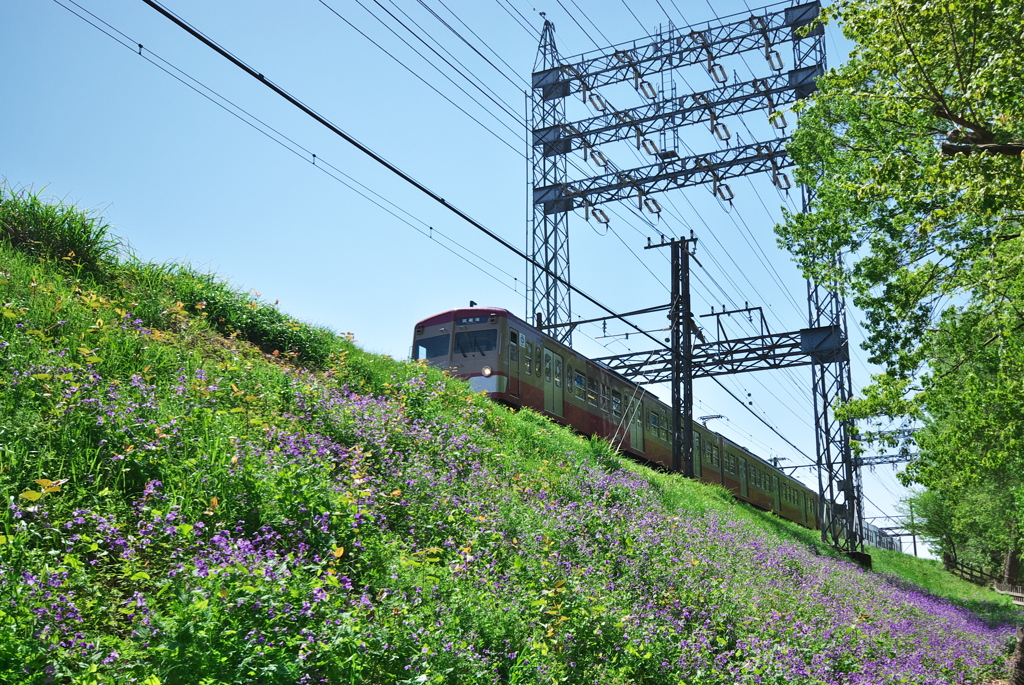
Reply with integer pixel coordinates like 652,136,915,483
529,18,573,344
527,2,864,553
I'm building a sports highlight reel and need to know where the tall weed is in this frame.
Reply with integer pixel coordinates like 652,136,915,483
0,184,120,278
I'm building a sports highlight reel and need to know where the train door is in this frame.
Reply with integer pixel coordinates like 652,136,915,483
628,398,644,452
508,329,521,398
692,430,702,478
543,348,564,417
738,458,749,498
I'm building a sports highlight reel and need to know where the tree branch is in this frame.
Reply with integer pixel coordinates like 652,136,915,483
941,142,1024,156
935,320,1024,380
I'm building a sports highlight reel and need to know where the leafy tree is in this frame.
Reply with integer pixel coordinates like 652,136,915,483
777,0,1024,374
776,0,1024,575
901,489,958,560
909,296,1024,581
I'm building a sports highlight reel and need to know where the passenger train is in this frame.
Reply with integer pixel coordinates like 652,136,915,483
413,306,899,551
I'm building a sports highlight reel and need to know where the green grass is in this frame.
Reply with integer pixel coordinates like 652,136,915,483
0,184,1019,684
0,184,121,278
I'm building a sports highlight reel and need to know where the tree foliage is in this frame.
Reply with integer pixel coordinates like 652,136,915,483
778,0,1024,373
777,0,1024,571
904,483,1018,576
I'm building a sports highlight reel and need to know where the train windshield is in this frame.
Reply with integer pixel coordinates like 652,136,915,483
413,333,451,360
453,329,497,358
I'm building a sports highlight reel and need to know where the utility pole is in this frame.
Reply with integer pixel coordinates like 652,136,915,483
647,235,698,477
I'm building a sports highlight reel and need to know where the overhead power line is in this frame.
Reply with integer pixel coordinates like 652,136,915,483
50,0,526,296
313,0,523,155
139,0,667,351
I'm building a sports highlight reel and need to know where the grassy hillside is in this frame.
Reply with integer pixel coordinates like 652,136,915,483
0,185,1020,684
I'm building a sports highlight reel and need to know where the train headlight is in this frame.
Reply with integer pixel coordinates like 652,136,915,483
481,366,493,377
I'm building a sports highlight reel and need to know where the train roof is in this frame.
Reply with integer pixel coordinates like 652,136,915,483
414,307,513,328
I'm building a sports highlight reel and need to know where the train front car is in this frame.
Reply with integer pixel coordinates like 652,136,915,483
412,308,516,403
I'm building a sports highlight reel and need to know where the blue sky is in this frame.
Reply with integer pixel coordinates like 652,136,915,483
2,0,918,546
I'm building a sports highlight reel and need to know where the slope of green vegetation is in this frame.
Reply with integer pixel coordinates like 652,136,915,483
1,185,1020,684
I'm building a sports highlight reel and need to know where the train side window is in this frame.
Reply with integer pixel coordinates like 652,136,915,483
509,330,519,364
725,452,736,474
554,358,562,388
612,390,622,419
650,410,660,437
587,377,599,406
575,371,586,398
524,341,533,375
535,354,541,376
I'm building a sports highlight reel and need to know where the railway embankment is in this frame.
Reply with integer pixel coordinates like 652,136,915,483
1,186,1021,683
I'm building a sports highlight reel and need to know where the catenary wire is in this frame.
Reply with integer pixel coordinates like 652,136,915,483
313,0,524,155
51,0,525,295
140,0,672,352
493,0,539,38
363,0,526,127
421,0,529,88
